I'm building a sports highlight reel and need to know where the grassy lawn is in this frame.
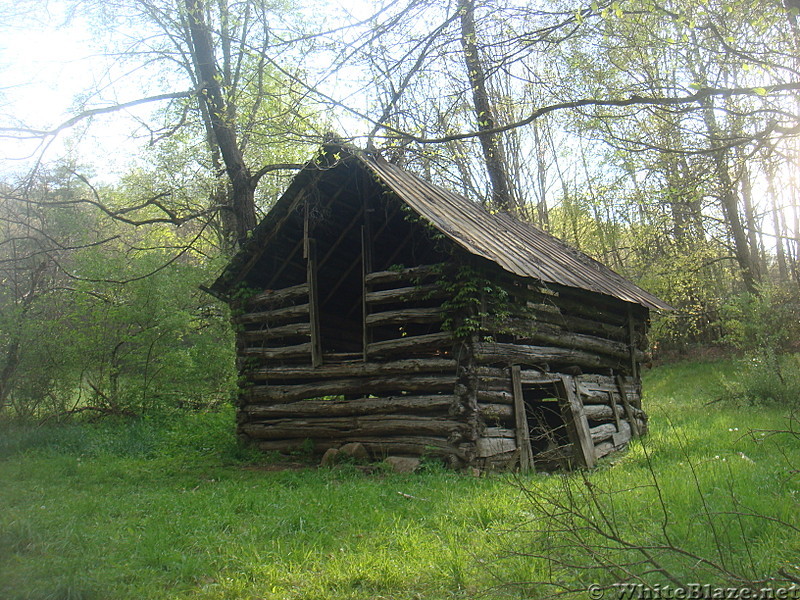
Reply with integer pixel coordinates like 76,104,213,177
1,360,798,600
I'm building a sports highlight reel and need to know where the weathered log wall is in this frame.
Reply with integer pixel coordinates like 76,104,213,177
234,269,466,464
232,282,315,366
231,261,650,470
476,270,649,374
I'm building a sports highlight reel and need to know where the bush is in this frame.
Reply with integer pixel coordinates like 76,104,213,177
720,353,800,406
718,284,800,406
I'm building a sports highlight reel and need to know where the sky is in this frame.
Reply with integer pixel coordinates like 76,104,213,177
0,0,378,183
1,4,101,172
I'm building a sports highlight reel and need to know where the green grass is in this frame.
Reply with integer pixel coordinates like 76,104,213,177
1,360,798,599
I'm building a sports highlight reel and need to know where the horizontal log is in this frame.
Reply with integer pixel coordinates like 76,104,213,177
475,366,510,378
483,427,516,439
612,424,633,448
474,342,621,370
365,284,444,305
476,390,513,404
233,303,310,325
553,283,649,320
241,342,311,360
321,352,363,362
477,375,512,392
366,332,453,357
487,314,628,345
241,415,468,440
529,309,631,343
583,404,624,421
491,270,648,330
366,307,443,327
240,394,456,418
579,388,618,405
514,327,642,361
498,279,630,326
245,283,308,309
526,292,630,326
594,440,618,460
254,435,466,459
578,374,633,385
584,404,645,422
365,264,443,286
485,305,647,361
576,374,639,403
249,358,458,381
239,322,311,343
594,427,633,459
518,370,562,385
590,420,632,444
245,374,457,403
478,403,514,419
578,388,640,405
577,374,636,392
476,437,516,458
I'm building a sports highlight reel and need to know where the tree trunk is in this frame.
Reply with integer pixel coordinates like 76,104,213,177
458,0,515,212
716,157,758,293
532,121,550,229
740,168,763,281
184,0,257,247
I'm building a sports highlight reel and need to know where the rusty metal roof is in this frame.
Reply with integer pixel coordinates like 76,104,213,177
357,151,670,311
211,144,670,311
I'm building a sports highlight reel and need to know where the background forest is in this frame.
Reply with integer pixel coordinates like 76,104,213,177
2,0,800,416
2,2,800,599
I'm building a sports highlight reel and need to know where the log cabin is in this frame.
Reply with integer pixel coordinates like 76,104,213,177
207,142,671,471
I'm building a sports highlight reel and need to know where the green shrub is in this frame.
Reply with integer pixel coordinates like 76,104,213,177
718,284,800,406
719,284,800,355
720,352,800,406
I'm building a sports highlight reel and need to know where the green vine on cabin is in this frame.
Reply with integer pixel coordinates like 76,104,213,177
395,202,514,339
230,282,259,303
229,282,261,331
438,264,511,340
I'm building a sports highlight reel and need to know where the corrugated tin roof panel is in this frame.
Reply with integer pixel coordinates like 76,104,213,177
359,152,670,311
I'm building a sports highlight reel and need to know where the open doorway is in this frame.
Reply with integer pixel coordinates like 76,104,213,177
512,371,595,471
519,384,573,470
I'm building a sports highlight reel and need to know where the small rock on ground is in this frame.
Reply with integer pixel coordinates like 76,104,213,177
339,442,368,461
384,456,421,473
320,447,340,467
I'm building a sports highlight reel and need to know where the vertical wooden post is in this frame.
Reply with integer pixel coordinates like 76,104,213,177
361,190,373,274
607,372,622,432
627,306,639,381
361,185,373,362
616,375,641,438
303,197,310,259
511,365,535,473
307,239,322,368
361,227,372,362
556,374,596,469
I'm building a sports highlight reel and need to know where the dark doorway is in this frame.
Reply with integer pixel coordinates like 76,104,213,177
520,384,573,470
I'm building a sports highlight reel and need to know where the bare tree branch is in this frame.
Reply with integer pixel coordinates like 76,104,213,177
0,90,195,140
